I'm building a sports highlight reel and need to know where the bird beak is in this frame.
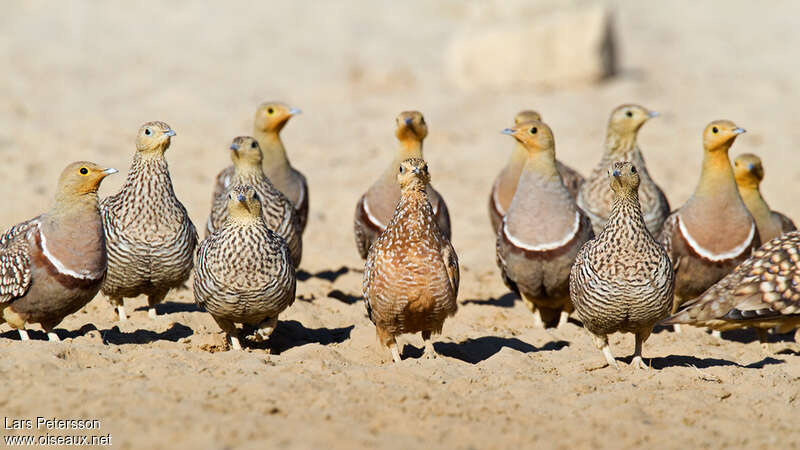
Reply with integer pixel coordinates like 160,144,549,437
501,128,514,135
412,168,422,175
103,168,118,175
647,111,660,118
288,108,302,116
748,163,756,172
612,170,621,177
163,129,176,137
230,143,240,152
237,194,246,203
404,117,413,127
733,127,746,134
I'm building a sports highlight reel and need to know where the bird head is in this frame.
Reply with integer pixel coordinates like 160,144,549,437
136,121,175,153
608,161,640,195
501,119,555,155
395,110,428,142
703,120,745,153
229,136,263,168
397,158,431,190
56,161,117,198
734,153,764,189
254,102,300,133
227,184,262,221
607,104,658,136
513,110,542,125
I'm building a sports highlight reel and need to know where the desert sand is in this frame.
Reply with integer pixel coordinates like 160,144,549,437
1,1,800,448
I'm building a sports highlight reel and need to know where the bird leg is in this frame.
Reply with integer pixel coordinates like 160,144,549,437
212,316,242,351
228,334,242,351
421,330,436,359
631,329,651,370
253,316,279,342
390,339,402,363
591,332,619,370
710,329,721,339
673,324,682,333
557,310,570,328
117,305,127,322
755,328,771,353
47,331,60,342
18,329,29,341
147,291,167,319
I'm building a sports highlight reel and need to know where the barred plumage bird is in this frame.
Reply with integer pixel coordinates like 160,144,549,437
363,158,459,363
212,102,308,232
194,185,296,351
577,104,670,236
206,136,302,267
496,120,593,329
0,162,116,341
734,153,796,243
100,121,198,321
489,110,584,233
658,121,759,316
662,231,800,351
570,162,674,369
354,111,451,259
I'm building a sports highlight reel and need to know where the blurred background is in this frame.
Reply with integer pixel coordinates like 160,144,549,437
1,0,799,273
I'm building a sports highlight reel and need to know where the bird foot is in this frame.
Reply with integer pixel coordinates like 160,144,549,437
18,329,29,341
601,345,620,370
148,307,157,319
532,311,545,329
390,343,402,363
631,356,649,370
229,335,242,351
47,332,60,342
710,329,721,339
252,317,278,342
673,324,682,333
422,344,437,360
557,310,570,329
116,306,127,322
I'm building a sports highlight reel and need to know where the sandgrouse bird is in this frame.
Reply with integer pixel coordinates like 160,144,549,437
734,153,795,243
570,162,675,369
577,104,670,236
362,158,459,363
489,109,584,233
496,120,593,328
100,122,198,321
194,185,296,351
354,111,451,259
659,121,759,319
207,136,302,267
0,162,117,341
212,102,308,232
663,231,800,351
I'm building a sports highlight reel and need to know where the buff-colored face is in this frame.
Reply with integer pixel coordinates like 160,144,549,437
608,104,658,134
502,120,555,153
136,121,175,152
397,158,431,188
703,120,745,152
395,111,428,141
513,110,542,125
609,161,640,194
254,102,300,133
58,161,118,196
734,153,764,186
229,136,263,167
227,184,262,218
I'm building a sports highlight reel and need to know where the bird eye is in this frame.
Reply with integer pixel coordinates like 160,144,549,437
712,126,719,134
630,166,637,174
399,166,405,174
267,108,275,115
251,141,257,149
79,167,89,175
529,127,538,135
144,128,151,136
625,111,633,118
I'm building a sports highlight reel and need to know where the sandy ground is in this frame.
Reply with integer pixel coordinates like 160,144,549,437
2,0,800,448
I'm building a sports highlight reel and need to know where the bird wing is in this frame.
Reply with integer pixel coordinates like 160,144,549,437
353,195,377,259
441,240,460,298
212,166,233,209
657,212,679,269
555,161,585,199
207,180,231,237
774,211,797,233
294,171,309,233
0,218,37,303
429,186,452,241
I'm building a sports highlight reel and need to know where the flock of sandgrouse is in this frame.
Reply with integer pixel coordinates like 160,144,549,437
2,101,800,369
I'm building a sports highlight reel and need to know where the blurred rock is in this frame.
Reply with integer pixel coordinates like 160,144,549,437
445,5,616,90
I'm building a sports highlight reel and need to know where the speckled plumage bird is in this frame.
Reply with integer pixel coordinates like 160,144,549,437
212,102,308,233
207,136,302,267
496,120,594,329
662,231,800,350
489,110,585,233
0,162,116,341
363,158,459,363
354,111,451,259
570,162,674,369
577,104,670,236
734,153,796,243
194,185,296,351
100,121,198,321
659,121,760,316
